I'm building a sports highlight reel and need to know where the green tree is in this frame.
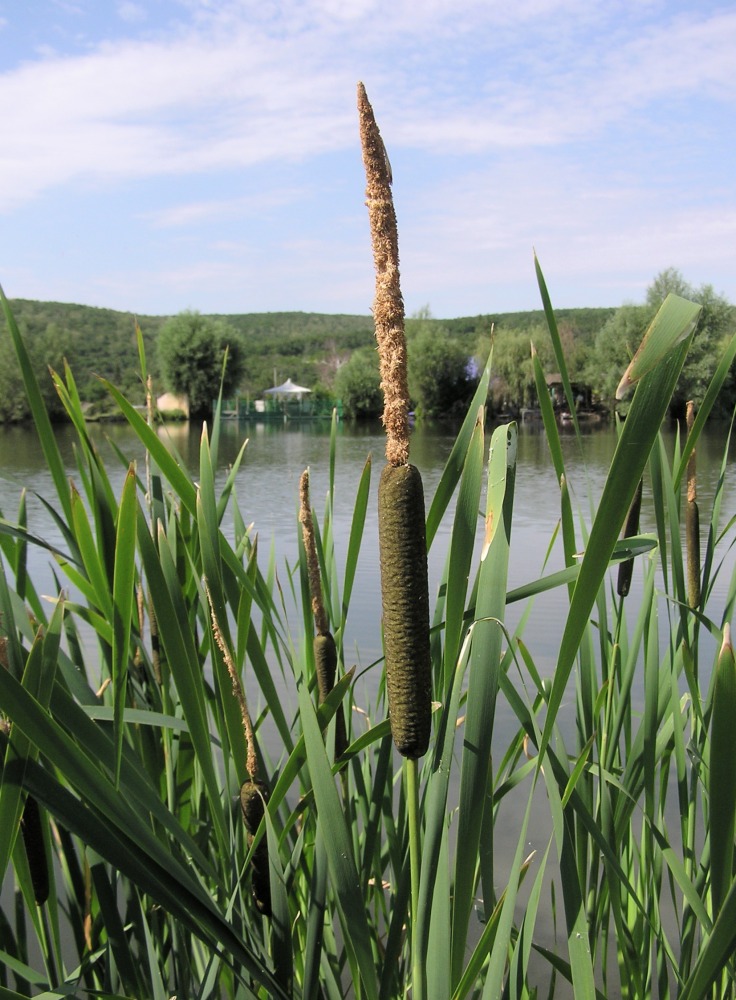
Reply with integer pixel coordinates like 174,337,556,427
157,311,246,421
408,326,475,417
488,326,552,411
584,304,650,406
586,270,735,415
646,270,735,416
333,348,382,418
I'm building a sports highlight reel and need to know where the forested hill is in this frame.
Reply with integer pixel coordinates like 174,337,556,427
1,295,616,421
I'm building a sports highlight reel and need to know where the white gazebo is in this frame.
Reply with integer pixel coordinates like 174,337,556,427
263,378,312,400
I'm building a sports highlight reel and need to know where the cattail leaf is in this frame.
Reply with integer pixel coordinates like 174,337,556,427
89,849,142,994
535,252,583,437
426,821,451,1000
136,510,228,854
443,410,485,691
50,683,216,880
112,465,138,786
531,346,564,481
263,794,292,992
100,378,198,518
298,679,379,1000
451,422,516,979
69,486,113,622
416,622,475,975
7,756,288,999
674,329,736,490
303,827,329,1000
616,293,701,399
0,667,221,897
342,454,372,617
679,874,736,1000
709,626,736,918
0,599,63,893
1,287,72,525
425,338,494,549
539,309,694,762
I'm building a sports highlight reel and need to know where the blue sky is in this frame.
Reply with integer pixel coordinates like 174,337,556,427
1,1,734,319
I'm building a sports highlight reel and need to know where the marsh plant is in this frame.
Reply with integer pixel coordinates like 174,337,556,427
1,85,736,999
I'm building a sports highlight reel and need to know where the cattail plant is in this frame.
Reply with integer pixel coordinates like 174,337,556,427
685,400,701,609
358,78,431,1000
207,587,271,916
299,469,347,757
357,81,432,761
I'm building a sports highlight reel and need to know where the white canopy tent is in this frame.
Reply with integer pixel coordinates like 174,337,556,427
263,378,312,400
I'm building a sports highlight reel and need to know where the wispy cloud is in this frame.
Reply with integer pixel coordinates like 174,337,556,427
1,0,734,313
145,188,307,228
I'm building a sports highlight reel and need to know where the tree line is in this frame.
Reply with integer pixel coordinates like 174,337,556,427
1,269,733,424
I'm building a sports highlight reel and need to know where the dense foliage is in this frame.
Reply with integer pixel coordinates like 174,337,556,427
332,346,382,418
1,272,733,424
407,314,478,417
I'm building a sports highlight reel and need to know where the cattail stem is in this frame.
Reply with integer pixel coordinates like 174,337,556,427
206,588,273,915
406,757,424,1000
206,584,258,780
300,469,347,757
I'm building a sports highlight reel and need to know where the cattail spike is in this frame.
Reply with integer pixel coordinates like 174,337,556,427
357,82,410,467
240,780,271,916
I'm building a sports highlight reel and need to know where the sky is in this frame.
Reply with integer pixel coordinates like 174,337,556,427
0,1,734,320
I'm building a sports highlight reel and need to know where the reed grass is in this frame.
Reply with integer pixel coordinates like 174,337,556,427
1,102,736,999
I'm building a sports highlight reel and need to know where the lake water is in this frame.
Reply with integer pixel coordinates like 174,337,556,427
1,415,735,721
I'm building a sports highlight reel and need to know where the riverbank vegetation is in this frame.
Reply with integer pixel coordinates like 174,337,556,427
3,271,733,424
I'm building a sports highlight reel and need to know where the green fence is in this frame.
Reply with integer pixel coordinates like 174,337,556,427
221,397,343,420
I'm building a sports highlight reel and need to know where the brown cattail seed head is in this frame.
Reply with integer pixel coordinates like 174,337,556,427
378,463,432,757
240,780,271,916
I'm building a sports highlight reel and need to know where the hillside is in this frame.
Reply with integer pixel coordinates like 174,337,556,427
1,297,616,421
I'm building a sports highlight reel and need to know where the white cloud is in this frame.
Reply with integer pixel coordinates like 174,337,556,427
1,0,734,213
1,0,734,313
117,2,147,24
145,188,306,227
